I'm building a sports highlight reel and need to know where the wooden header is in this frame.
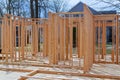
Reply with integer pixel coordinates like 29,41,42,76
94,14,116,20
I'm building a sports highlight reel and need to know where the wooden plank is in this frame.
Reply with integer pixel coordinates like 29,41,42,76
56,12,83,15
12,17,15,61
93,18,96,63
36,70,120,79
80,18,83,58
65,18,69,60
0,62,83,69
54,14,58,63
48,12,52,64
52,14,55,64
98,21,101,61
48,12,58,64
116,16,119,64
69,14,73,59
18,70,38,80
34,21,38,56
14,19,17,61
77,18,80,58
18,18,21,61
17,69,120,80
0,67,32,72
43,21,47,57
21,18,25,60
10,15,13,62
112,21,115,63
45,23,48,56
20,76,73,80
104,21,106,61
6,15,9,62
102,20,106,59
60,17,65,61
2,16,5,61
94,15,116,20
83,4,94,73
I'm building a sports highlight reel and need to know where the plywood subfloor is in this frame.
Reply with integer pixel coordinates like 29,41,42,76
0,63,119,80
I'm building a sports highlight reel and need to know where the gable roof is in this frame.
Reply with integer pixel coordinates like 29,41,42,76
88,6,99,15
69,2,116,15
69,2,84,12
69,2,99,15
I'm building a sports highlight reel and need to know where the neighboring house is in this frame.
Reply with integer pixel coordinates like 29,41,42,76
69,2,116,43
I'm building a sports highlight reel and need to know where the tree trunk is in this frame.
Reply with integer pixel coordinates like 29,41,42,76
35,0,38,18
8,0,11,14
30,0,34,18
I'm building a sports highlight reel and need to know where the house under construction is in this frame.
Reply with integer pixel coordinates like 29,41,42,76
0,2,120,80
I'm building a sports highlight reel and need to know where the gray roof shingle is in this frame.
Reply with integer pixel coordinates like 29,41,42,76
69,2,84,12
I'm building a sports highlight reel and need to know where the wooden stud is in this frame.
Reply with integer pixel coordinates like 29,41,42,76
65,18,69,60
102,20,106,60
69,14,73,59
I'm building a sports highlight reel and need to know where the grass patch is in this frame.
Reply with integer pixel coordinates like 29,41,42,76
96,43,112,47
95,48,112,54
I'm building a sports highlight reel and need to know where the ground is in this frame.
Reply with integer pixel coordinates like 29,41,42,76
0,62,119,80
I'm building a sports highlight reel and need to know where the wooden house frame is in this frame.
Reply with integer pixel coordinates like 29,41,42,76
0,4,120,79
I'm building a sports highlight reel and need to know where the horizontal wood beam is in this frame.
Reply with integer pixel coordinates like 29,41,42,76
36,70,120,79
0,68,32,72
0,62,83,70
20,76,73,80
56,12,83,14
18,70,38,80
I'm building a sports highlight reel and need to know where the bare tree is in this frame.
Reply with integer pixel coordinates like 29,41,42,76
49,0,69,13
30,0,70,18
0,0,29,17
0,0,69,18
96,0,120,10
38,0,49,18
